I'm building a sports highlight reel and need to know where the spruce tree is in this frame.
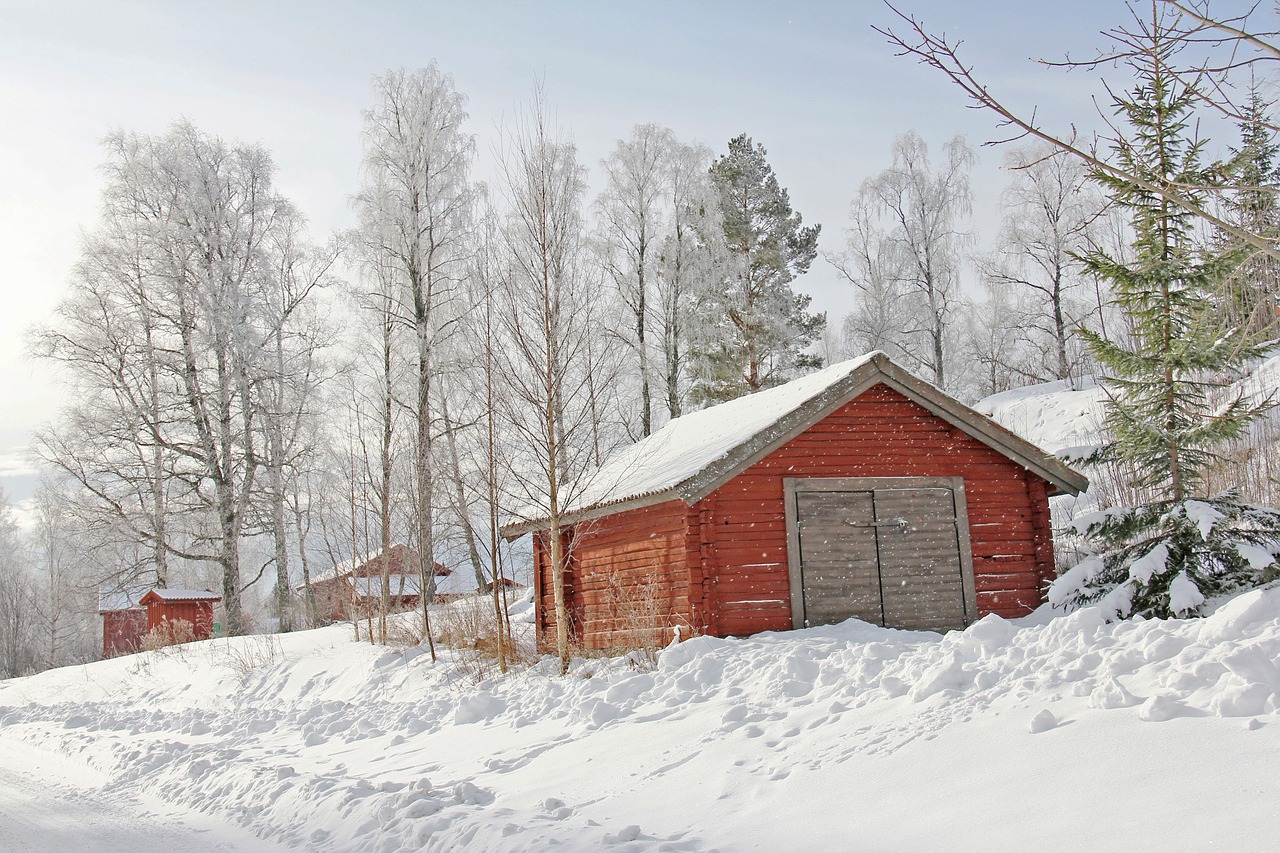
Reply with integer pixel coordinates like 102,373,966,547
1219,87,1280,336
1077,25,1265,503
692,134,824,404
1060,14,1280,618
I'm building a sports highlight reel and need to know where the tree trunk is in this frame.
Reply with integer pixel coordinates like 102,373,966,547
416,309,437,661
441,387,487,591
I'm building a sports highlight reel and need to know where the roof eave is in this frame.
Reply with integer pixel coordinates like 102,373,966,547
503,353,1089,536
500,488,688,540
864,359,1089,496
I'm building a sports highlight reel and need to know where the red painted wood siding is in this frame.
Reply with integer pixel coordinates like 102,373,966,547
537,501,692,651
146,600,216,640
102,609,146,658
695,384,1055,636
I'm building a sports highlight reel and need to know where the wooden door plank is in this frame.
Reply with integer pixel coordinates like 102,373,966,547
794,489,883,628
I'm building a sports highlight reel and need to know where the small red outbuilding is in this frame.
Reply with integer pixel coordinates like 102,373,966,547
98,587,148,658
503,353,1088,651
138,588,221,641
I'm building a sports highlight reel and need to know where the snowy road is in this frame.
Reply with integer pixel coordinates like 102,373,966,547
0,737,284,853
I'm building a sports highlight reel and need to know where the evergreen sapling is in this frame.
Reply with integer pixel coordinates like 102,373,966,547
1053,11,1280,618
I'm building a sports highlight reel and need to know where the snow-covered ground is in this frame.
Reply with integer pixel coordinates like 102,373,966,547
4,588,1280,851
7,365,1280,851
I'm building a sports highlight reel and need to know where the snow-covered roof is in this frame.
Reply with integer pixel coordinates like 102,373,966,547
98,586,149,613
308,545,447,588
139,588,222,604
573,353,879,512
503,351,1089,537
308,555,357,586
350,567,480,599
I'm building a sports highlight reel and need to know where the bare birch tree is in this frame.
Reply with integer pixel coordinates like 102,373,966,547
345,223,412,642
495,93,605,674
877,1,1280,262
356,65,475,654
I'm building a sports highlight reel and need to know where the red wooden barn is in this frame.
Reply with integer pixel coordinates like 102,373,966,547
503,353,1088,651
98,587,148,658
138,588,221,640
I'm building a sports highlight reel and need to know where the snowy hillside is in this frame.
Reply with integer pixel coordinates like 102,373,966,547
4,590,1280,851
975,377,1107,461
976,348,1280,473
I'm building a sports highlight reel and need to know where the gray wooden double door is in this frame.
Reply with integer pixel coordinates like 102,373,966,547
785,477,977,632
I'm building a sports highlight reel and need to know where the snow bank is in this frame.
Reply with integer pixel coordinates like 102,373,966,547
4,590,1280,851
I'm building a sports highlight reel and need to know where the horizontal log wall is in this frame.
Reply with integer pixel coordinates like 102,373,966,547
537,501,692,651
698,384,1055,636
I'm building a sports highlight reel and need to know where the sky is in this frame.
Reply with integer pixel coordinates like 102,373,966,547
0,0,1227,513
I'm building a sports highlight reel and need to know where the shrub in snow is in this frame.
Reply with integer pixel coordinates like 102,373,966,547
1050,491,1280,619
141,618,198,651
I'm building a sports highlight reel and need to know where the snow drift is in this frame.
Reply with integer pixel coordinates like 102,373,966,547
3,589,1280,851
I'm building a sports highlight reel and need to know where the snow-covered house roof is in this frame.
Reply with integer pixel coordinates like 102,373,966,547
502,351,1089,538
98,586,149,613
139,588,222,604
308,555,357,587
306,545,458,593
350,566,479,599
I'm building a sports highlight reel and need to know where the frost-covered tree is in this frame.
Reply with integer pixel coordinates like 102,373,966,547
1218,87,1280,336
260,220,334,633
839,131,973,389
693,134,823,403
35,122,326,634
595,124,672,437
0,490,36,677
654,139,716,420
829,202,911,362
962,280,1028,398
29,478,98,667
980,144,1106,383
595,127,716,432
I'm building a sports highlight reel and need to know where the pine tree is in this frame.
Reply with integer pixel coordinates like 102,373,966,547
1058,11,1280,618
692,134,823,404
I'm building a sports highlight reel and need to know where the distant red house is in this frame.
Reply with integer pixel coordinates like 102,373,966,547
138,588,221,641
503,353,1088,651
98,587,148,658
307,545,481,622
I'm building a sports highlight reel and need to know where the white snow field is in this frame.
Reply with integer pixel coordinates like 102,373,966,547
4,588,1280,852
